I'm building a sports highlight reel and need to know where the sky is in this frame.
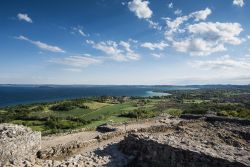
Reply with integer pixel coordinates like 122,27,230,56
0,0,250,85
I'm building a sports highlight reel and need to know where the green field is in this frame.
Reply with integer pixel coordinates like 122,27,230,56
0,97,162,135
1,86,250,135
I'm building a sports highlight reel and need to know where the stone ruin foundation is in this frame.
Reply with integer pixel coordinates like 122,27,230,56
0,116,250,167
0,124,41,166
120,119,250,167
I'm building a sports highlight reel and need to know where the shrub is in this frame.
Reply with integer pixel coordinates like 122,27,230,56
50,101,89,111
164,108,182,117
46,116,79,129
119,108,156,119
217,111,229,117
227,110,238,117
237,109,250,118
50,103,75,111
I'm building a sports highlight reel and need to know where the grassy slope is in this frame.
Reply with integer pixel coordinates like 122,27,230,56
7,101,138,132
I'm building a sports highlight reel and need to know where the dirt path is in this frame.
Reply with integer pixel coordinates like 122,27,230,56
38,118,181,166
115,120,163,131
41,131,100,149
41,118,172,150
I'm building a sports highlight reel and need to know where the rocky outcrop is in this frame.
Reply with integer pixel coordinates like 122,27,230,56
120,133,249,167
1,116,250,167
120,120,250,167
38,130,126,160
180,114,250,125
37,138,99,159
37,142,130,167
0,124,41,166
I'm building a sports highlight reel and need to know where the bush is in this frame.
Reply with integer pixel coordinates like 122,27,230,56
227,110,238,117
183,104,207,115
31,105,45,112
217,111,229,117
50,101,89,111
237,109,250,118
50,103,75,111
164,108,182,117
46,116,79,129
119,108,156,119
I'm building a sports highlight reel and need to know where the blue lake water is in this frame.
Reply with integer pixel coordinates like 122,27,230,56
0,85,191,107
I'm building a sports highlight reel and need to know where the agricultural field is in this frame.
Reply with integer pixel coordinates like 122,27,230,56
1,85,250,135
0,97,162,135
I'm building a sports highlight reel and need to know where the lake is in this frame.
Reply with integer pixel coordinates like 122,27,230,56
0,85,190,107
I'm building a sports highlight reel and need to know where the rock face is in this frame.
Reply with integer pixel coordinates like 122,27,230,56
1,116,250,167
0,124,41,166
38,130,125,160
120,120,250,167
37,142,130,167
180,114,250,125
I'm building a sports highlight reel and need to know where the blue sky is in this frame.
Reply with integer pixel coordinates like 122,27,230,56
0,0,249,85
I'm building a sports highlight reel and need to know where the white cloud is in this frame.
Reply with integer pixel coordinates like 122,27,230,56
146,19,162,30
86,40,140,61
233,0,245,7
188,22,243,45
151,53,162,58
49,54,102,68
16,35,65,53
172,38,226,56
127,0,160,31
17,13,32,23
128,0,152,19
168,2,173,9
174,9,182,15
190,55,250,70
190,8,212,21
165,8,212,41
165,16,188,31
120,41,140,60
247,36,250,40
87,40,126,61
165,15,189,40
173,22,243,56
71,26,88,37
141,41,168,50
164,7,245,56
63,68,83,72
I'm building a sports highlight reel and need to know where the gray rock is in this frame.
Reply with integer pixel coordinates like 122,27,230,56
0,124,41,166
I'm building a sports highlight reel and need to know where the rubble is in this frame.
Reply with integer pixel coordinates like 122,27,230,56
1,116,250,167
120,120,250,167
0,124,41,166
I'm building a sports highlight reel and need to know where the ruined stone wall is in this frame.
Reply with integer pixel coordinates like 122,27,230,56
38,130,126,159
120,133,249,167
180,114,250,125
37,138,99,159
0,124,41,166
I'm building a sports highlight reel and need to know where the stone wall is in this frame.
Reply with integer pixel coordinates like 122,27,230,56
38,130,126,159
0,124,41,166
180,114,250,125
37,138,99,159
120,133,249,167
